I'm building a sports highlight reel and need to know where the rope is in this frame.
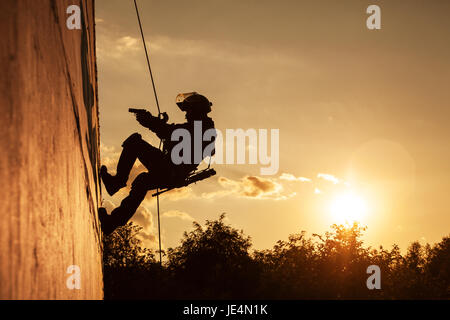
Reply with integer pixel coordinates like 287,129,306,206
133,0,161,115
133,0,163,267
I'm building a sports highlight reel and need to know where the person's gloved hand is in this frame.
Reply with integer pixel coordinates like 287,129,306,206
135,111,153,127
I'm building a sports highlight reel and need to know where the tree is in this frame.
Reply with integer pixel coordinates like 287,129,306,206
103,222,161,299
103,222,155,268
424,236,450,299
166,213,259,299
102,215,450,300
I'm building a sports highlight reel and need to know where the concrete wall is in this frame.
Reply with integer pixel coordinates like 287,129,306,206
0,0,103,299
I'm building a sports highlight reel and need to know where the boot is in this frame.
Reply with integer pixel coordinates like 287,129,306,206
100,165,126,196
98,207,115,235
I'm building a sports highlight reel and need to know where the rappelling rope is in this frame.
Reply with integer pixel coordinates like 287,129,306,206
133,0,163,267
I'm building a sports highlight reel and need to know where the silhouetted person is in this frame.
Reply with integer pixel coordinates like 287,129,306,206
99,92,215,235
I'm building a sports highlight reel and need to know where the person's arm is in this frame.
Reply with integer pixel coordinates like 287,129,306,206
135,112,173,139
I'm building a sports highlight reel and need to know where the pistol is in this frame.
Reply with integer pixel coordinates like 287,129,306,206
128,108,147,114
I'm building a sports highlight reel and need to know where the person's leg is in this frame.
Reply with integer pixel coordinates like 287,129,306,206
101,133,162,196
99,172,154,235
99,134,169,234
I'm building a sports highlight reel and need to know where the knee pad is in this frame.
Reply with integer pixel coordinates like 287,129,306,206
122,133,142,148
131,172,153,191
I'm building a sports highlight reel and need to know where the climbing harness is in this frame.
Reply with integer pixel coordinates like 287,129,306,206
152,167,216,197
132,0,216,267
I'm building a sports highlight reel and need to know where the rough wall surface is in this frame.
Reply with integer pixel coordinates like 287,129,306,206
0,0,103,299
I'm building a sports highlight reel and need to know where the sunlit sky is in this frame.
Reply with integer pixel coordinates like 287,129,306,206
96,0,450,253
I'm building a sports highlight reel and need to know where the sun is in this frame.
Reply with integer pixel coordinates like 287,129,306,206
329,191,368,224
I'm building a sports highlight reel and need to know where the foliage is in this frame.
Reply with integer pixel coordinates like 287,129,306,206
165,213,258,299
103,215,450,299
102,222,163,299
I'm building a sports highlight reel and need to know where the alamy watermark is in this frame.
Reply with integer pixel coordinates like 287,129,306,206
67,4,381,32
66,265,81,290
366,5,381,30
66,5,81,30
170,121,279,176
366,265,381,290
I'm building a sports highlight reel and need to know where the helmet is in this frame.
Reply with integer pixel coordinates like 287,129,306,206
176,92,212,114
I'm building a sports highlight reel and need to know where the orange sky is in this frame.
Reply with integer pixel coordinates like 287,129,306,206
96,0,450,252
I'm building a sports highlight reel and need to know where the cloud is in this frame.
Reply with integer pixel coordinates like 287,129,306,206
116,36,140,53
100,142,121,169
97,35,141,60
131,205,153,230
146,35,304,67
161,187,194,201
101,197,159,250
102,199,116,213
203,175,294,200
100,142,115,154
317,173,340,184
97,30,305,71
141,185,195,208
139,232,157,245
280,173,311,182
131,205,159,249
242,176,280,197
201,189,233,200
162,210,195,222
124,204,157,249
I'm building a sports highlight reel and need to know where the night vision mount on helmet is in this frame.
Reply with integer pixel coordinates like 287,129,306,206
176,92,213,114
